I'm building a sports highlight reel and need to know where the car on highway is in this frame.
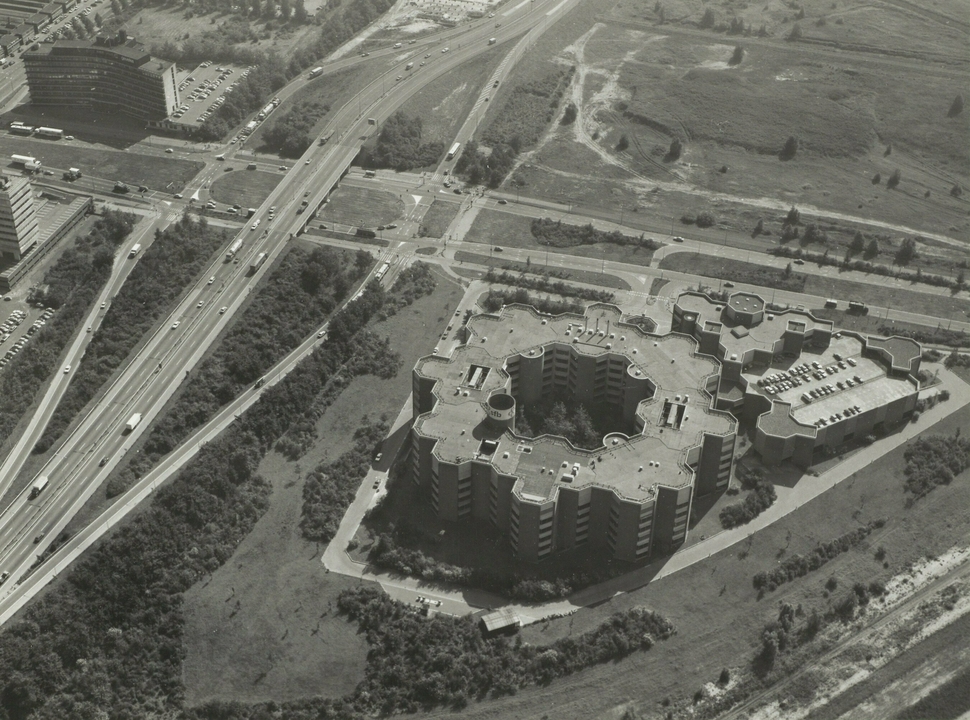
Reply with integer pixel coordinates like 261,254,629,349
63,365,70,373
197,300,205,308
171,321,180,330
396,75,402,81
420,62,425,67
219,307,228,314
232,204,242,209
442,47,449,53
208,276,215,284
0,571,8,585
278,165,287,171
174,193,183,198
305,158,311,164
317,330,326,338
793,259,805,265
724,281,735,288
672,236,685,242
100,301,107,309
494,246,503,252
424,53,431,58
99,456,108,467
497,198,507,204
165,148,174,153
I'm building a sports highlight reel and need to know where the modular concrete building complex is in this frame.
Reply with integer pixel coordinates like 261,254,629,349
671,291,921,467
23,32,179,120
411,304,737,563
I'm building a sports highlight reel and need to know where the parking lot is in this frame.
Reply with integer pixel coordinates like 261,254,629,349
168,62,251,130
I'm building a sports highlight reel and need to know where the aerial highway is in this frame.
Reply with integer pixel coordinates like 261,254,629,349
0,0,582,602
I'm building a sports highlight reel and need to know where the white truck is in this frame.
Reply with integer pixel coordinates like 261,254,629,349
124,413,141,433
29,476,49,499
128,244,141,258
309,66,324,78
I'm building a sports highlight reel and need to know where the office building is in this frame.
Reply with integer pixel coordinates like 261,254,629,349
0,174,39,261
23,32,179,120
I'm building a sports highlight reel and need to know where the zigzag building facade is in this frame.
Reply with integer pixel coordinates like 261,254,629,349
410,304,737,563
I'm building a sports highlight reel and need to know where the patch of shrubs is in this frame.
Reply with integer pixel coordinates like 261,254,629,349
903,434,970,499
719,477,776,529
530,217,660,250
880,325,970,349
361,111,445,171
753,520,885,591
944,351,970,369
482,288,587,316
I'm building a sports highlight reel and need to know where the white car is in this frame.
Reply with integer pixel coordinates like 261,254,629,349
171,321,180,329
63,365,70,373
219,307,228,314
197,300,204,308
165,148,174,153
208,276,215,284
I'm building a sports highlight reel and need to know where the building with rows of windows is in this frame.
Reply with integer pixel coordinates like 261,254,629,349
410,304,737,563
23,32,179,121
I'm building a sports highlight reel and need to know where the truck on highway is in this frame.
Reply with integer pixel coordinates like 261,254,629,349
246,207,257,218
488,37,497,44
848,300,869,315
298,199,309,213
124,413,141,433
376,262,390,280
63,167,82,181
405,62,413,70
447,142,461,160
29,476,49,499
128,243,141,258
11,154,41,171
309,66,324,78
225,237,244,261
825,298,838,308
250,251,268,274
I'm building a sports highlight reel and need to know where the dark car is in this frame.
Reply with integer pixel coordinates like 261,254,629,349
453,188,462,194
793,259,805,265
99,456,109,467
493,246,503,252
497,199,507,204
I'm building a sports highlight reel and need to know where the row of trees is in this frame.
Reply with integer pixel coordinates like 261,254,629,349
481,288,586,316
0,279,397,718
484,268,615,303
903,433,970,499
753,520,885,592
530,217,660,250
109,245,373,496
35,215,227,454
360,112,445,171
0,211,134,450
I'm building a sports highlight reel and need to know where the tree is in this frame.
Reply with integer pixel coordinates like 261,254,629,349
752,218,764,237
948,93,964,117
788,23,802,41
94,12,103,26
802,223,826,244
729,44,745,65
699,8,715,28
871,172,881,184
849,230,865,255
784,262,793,278
665,138,682,161
780,135,798,160
886,168,901,189
894,237,917,265
616,134,629,152
784,206,800,226
292,0,307,22
864,238,879,259
560,102,577,125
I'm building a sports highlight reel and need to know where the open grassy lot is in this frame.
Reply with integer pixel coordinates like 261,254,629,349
418,199,460,238
182,265,462,705
0,136,204,192
659,252,970,319
424,401,970,720
454,250,631,290
464,208,659,268
318,184,405,228
209,169,281,208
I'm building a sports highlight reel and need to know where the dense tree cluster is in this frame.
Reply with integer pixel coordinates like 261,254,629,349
36,215,227,454
515,391,625,450
484,268,615,304
753,520,884,591
903,433,970,499
360,111,445,171
481,288,587,316
0,211,134,448
107,246,372,495
301,420,389,541
719,477,776,528
530,218,660,250
334,586,673,713
0,280,394,718
262,98,331,157
453,139,518,188
384,262,437,310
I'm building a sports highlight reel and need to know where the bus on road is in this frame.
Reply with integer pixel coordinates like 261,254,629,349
447,142,461,160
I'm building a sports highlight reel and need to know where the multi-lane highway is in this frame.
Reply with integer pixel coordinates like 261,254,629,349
0,0,582,604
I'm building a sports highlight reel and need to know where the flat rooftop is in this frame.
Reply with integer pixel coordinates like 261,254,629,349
414,304,736,503
744,333,916,432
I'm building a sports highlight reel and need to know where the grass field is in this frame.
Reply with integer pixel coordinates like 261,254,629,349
453,250,631,290
423,400,970,719
418,199,460,238
209,170,281,209
182,266,463,705
659,252,970,319
319,185,405,228
395,43,507,147
464,209,659,268
0,137,204,192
